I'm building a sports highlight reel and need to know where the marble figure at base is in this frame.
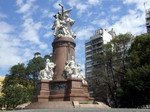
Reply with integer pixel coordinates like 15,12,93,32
64,56,88,84
39,59,56,80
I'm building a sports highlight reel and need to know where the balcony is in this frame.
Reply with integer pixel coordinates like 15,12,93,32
146,22,150,26
146,15,150,18
86,59,92,63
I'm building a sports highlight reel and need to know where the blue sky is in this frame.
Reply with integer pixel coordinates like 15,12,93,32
0,0,149,76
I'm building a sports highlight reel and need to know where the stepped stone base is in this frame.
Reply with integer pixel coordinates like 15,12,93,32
25,101,73,109
25,78,95,109
23,101,110,109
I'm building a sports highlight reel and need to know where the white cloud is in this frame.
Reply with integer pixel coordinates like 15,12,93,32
111,6,120,12
16,0,36,14
128,9,137,15
88,0,101,5
111,15,119,21
67,0,79,7
108,0,150,35
44,31,53,38
0,22,22,70
39,43,48,50
67,0,102,16
16,0,24,6
0,21,39,73
42,9,55,18
67,0,89,16
0,0,50,74
0,12,7,19
76,26,95,40
92,19,109,28
16,0,48,49
21,18,42,44
109,10,146,35
0,21,14,33
123,0,150,12
16,0,44,45
23,48,33,60
53,1,62,10
100,11,105,16
76,3,89,15
16,0,39,20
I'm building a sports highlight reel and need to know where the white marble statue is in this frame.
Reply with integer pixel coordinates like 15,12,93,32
64,56,88,84
52,4,76,39
39,59,56,80
75,64,88,85
64,56,77,78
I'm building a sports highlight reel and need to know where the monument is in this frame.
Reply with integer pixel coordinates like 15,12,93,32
25,4,94,109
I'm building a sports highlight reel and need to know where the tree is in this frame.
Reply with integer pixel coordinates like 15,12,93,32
128,34,150,67
1,53,50,109
2,63,34,109
90,33,134,107
119,34,150,108
26,56,45,89
125,65,150,107
3,84,31,109
90,67,109,104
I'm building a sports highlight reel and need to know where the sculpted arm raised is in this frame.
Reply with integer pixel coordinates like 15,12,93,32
52,4,76,38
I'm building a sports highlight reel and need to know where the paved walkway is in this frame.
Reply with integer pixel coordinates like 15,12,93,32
7,109,150,112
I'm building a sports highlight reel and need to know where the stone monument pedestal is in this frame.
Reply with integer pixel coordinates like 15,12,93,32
49,80,67,101
66,78,90,101
33,78,92,102
36,80,50,102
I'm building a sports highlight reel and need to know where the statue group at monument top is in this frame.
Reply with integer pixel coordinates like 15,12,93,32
52,4,76,39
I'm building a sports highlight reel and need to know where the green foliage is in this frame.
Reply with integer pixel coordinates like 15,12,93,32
26,57,45,81
44,54,52,60
118,34,150,108
128,34,150,67
90,33,134,107
2,63,34,109
90,68,109,103
26,56,45,95
3,84,31,109
119,65,150,108
0,94,5,109
1,54,49,109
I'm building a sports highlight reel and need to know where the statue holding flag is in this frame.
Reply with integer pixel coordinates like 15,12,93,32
52,4,76,39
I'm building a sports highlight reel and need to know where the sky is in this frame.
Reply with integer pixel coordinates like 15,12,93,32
0,0,150,76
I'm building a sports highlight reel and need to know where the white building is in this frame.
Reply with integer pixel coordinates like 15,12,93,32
85,28,114,78
146,8,150,34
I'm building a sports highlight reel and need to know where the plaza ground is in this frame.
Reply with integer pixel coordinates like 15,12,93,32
7,108,150,112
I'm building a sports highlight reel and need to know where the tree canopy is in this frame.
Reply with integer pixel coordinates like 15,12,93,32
1,54,50,109
120,34,150,108
90,33,150,108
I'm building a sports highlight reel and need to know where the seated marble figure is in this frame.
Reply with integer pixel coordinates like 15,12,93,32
64,56,87,84
39,59,56,80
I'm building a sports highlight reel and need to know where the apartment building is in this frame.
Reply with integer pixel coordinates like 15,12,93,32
85,29,113,78
146,8,150,34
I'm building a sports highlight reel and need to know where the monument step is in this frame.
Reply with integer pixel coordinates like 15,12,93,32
25,101,74,109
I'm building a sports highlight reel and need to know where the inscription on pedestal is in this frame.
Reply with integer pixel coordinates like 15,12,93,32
50,82,67,93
